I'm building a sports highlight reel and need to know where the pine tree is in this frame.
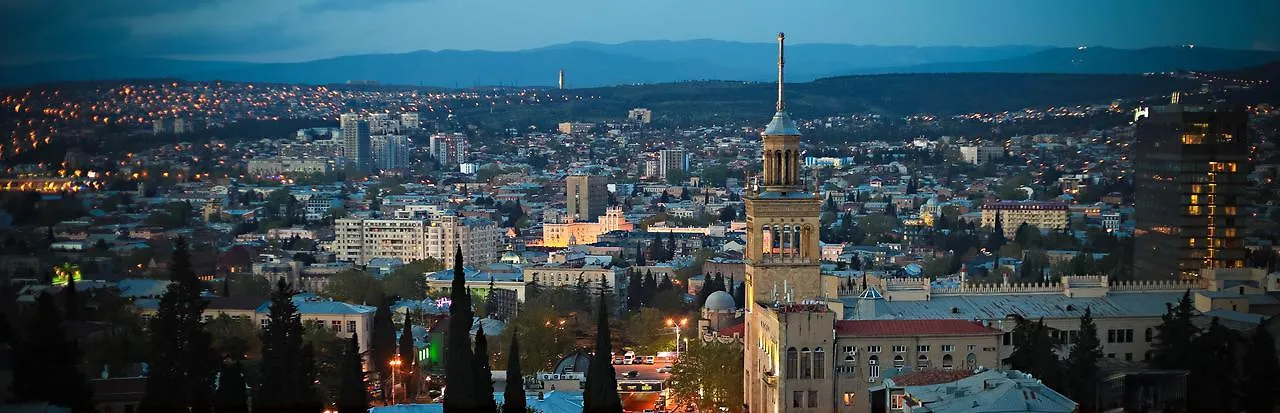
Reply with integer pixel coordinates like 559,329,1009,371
635,243,646,266
648,235,666,264
11,292,94,412
666,231,677,259
1189,317,1240,412
1242,325,1279,413
299,343,323,412
141,237,217,413
255,279,308,413
1066,307,1103,413
474,328,496,411
658,274,674,292
444,246,477,411
213,361,249,413
398,313,417,401
626,271,642,311
1151,290,1197,370
582,290,622,413
371,294,396,401
338,333,369,413
502,330,526,413
63,274,79,321
732,280,746,308
1003,316,1063,390
641,271,658,307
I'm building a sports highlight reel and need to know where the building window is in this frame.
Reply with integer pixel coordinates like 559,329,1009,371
941,345,955,353
813,347,825,379
331,320,341,332
867,345,881,354
869,356,880,379
1003,332,1012,346
1125,353,1133,361
793,391,803,408
918,354,930,369
893,355,905,368
1145,328,1153,342
1107,329,1116,343
800,348,812,379
348,320,357,333
917,345,931,353
966,353,977,369
261,319,269,328
892,345,907,353
942,354,954,369
1125,329,1134,343
842,345,855,354
786,348,798,379
843,392,856,406
808,390,818,408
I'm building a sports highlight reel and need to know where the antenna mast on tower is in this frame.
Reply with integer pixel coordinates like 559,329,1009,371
776,32,785,112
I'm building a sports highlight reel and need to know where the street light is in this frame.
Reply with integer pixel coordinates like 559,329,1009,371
666,318,689,360
389,356,403,405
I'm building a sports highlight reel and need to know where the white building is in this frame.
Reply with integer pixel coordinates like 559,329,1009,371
246,158,331,177
429,133,469,166
557,122,595,135
400,113,421,129
372,135,410,170
333,215,500,266
628,108,652,124
959,144,1004,165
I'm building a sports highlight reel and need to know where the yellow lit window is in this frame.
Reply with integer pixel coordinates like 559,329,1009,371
1189,195,1199,204
1191,184,1202,193
1187,206,1202,215
1224,228,1236,237
1188,238,1197,247
1182,134,1204,144
1221,133,1234,142
1225,207,1237,215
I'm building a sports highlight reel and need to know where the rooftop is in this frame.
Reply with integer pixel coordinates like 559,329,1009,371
835,320,1000,337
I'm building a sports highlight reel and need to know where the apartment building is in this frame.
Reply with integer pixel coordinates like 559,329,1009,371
981,200,1070,238
334,215,500,266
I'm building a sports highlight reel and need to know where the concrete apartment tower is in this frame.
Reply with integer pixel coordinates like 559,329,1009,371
566,174,608,222
340,113,372,173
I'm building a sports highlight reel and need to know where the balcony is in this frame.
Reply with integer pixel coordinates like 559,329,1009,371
763,371,778,387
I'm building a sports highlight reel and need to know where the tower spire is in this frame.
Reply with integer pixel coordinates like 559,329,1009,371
776,32,785,112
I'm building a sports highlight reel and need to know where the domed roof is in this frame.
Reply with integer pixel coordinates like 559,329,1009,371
704,290,736,311
554,350,591,374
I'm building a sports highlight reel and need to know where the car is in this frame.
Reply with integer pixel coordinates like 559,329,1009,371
613,356,625,364
644,355,656,364
684,405,696,412
657,365,672,373
625,370,639,378
644,410,655,413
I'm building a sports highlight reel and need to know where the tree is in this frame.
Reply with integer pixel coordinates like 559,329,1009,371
658,274,674,292
398,313,418,402
635,243,646,266
625,308,675,355
255,279,315,413
338,333,369,413
141,237,217,413
668,340,744,412
626,271,643,311
1150,290,1197,370
370,294,397,401
641,271,659,308
213,361,249,413
324,269,385,305
1242,325,1279,413
10,292,94,412
666,231,678,259
582,290,623,413
63,274,80,320
1003,316,1062,390
474,328,497,412
444,246,478,410
648,236,668,265
1065,307,1103,413
718,205,735,222
502,330,527,413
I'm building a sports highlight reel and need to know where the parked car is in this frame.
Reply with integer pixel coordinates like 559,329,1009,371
625,370,639,378
644,355,656,364
657,365,673,373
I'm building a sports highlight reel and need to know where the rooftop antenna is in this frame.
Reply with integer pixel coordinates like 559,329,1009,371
776,32,786,113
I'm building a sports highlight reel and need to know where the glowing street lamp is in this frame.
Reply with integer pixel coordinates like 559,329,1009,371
666,318,689,360
389,356,403,404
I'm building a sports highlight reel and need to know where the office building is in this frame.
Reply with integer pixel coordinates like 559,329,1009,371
429,133,469,166
628,108,652,124
658,149,687,181
340,113,372,173
1133,96,1249,280
566,174,608,222
959,144,1004,165
980,200,1069,238
557,122,594,135
372,135,410,170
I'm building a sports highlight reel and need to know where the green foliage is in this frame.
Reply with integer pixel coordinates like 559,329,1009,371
140,238,218,413
625,308,676,356
699,164,730,188
324,269,386,304
1188,318,1241,411
1003,316,1064,392
144,201,195,229
502,331,527,413
444,247,478,410
338,333,369,413
1243,326,1280,413
207,313,261,361
213,361,249,413
668,340,744,412
1065,307,1103,412
1150,290,1197,370
497,289,577,372
10,292,95,412
665,169,689,186
256,279,323,412
582,292,623,413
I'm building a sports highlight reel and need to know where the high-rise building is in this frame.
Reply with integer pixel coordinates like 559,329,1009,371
743,33,830,412
628,108,652,124
658,149,687,181
566,175,608,222
340,113,372,173
367,112,397,135
1133,97,1249,280
428,133,469,166
372,135,410,170
959,143,1004,165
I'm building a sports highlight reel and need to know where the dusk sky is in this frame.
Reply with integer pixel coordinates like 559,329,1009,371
1,0,1276,64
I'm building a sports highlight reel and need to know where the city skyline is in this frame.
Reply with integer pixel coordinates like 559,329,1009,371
2,0,1278,64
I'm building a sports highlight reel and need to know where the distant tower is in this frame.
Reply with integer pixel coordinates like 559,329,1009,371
558,69,565,90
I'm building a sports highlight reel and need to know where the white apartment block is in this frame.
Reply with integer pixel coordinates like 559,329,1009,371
959,144,1004,165
334,215,500,266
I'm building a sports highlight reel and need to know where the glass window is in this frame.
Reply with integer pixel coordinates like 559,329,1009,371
348,320,357,333
893,355,905,368
813,348,825,379
331,320,341,331
869,356,880,379
843,392,856,407
800,348,812,379
786,348,798,379
808,391,818,408
793,391,803,408
917,354,930,369
942,354,954,369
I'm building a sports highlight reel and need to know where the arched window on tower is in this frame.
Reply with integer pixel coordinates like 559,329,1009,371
813,347,825,379
800,347,812,378
786,347,798,379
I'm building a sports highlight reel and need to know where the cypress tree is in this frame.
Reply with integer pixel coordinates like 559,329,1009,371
141,237,217,413
213,361,249,413
1190,318,1240,412
502,330,526,413
1243,325,1279,413
398,313,417,402
1003,316,1062,390
626,271,642,311
1151,290,1197,370
338,333,369,413
732,280,746,308
641,271,658,307
635,243,646,266
255,279,307,413
582,290,622,413
11,292,94,412
300,343,323,412
647,236,665,264
371,294,396,401
64,274,79,321
1066,307,1103,413
474,328,496,411
666,231,677,260
658,274,674,292
444,245,477,411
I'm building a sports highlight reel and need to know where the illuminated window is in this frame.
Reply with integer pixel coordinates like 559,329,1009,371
1191,184,1203,193
1225,207,1237,215
1182,134,1204,144
843,393,856,406
1187,206,1202,215
1224,228,1237,237
1189,195,1199,204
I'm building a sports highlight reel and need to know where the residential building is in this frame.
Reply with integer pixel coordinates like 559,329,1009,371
425,266,526,303
246,158,331,177
372,135,410,170
566,174,608,222
980,201,1070,238
541,206,634,248
1133,97,1249,280
400,113,421,129
959,144,1003,165
340,113,372,173
429,133,469,166
367,112,397,135
522,251,624,292
334,215,500,266
658,149,688,181
557,122,594,135
425,215,501,267
304,195,342,221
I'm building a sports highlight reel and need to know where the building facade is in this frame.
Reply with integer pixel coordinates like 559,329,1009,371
372,134,410,170
658,149,688,181
541,206,634,248
429,133,469,166
959,144,1003,165
1133,99,1249,280
340,113,373,173
980,200,1070,238
566,174,608,222
628,108,652,124
246,158,331,177
333,215,500,266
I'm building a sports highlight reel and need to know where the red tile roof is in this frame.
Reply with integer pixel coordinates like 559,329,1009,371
889,369,976,386
835,320,1000,337
717,322,745,336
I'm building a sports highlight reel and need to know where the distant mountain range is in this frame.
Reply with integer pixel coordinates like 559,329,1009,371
2,40,1278,88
